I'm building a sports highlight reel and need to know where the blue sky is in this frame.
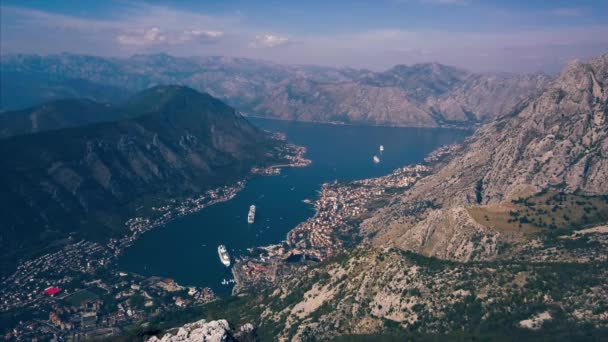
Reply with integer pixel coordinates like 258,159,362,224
1,0,607,73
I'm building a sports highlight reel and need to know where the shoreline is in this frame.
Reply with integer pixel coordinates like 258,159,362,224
247,114,476,131
0,138,312,336
230,143,461,294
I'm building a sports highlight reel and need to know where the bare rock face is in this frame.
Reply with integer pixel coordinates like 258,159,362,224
148,319,234,342
363,54,608,259
426,73,550,122
388,207,500,262
252,65,550,128
147,319,256,342
252,79,438,127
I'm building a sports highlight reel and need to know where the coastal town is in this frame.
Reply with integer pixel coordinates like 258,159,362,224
2,263,216,341
229,143,463,293
0,139,311,341
231,162,434,292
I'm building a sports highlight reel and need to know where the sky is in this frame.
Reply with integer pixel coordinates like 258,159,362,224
1,0,607,73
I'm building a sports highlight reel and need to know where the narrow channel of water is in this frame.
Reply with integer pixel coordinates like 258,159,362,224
116,119,469,295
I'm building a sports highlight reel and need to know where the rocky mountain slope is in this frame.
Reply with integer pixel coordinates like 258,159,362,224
146,54,608,341
0,86,285,274
1,54,550,127
363,53,608,260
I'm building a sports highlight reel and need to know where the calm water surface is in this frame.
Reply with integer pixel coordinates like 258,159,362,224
117,119,468,294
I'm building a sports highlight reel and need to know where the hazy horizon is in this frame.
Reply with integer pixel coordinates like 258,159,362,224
2,0,607,74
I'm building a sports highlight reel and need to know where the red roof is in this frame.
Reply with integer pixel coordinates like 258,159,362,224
44,287,61,296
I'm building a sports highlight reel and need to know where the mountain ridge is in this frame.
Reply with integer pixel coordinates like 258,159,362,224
1,53,551,128
0,99,118,138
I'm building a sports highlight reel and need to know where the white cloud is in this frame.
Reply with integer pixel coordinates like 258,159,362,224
117,27,166,46
116,28,224,46
180,30,224,42
249,34,291,48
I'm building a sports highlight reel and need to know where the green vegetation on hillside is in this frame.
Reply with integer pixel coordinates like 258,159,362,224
468,191,608,238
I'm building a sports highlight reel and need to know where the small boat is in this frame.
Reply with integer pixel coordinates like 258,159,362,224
379,145,384,152
373,155,380,163
217,245,231,267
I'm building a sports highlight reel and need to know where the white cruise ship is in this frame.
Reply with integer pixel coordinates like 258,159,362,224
247,205,256,224
217,245,230,267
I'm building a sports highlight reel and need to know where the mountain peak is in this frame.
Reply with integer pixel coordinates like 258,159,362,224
122,85,223,118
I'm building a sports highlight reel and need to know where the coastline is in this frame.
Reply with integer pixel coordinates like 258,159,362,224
230,143,461,294
0,138,311,326
0,126,463,339
246,114,476,131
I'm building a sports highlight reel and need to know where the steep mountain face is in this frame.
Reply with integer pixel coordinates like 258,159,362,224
361,63,472,100
250,78,438,126
1,54,550,128
0,86,284,271
0,99,121,138
250,71,549,127
426,73,551,122
363,54,608,259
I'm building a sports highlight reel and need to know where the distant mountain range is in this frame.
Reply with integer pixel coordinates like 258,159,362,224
0,99,121,138
1,53,550,128
0,86,285,274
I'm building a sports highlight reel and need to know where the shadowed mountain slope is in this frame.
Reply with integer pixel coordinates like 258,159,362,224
0,85,284,274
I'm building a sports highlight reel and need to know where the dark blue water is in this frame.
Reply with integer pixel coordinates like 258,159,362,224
116,119,468,294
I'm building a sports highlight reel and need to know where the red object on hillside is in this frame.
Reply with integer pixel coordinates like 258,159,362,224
44,287,61,296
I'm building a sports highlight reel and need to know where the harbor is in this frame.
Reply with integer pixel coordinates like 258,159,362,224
116,119,468,295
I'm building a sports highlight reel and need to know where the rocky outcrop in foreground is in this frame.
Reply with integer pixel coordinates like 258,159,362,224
148,319,255,342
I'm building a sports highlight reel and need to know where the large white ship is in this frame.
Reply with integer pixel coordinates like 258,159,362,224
373,155,380,163
247,205,256,224
217,245,230,267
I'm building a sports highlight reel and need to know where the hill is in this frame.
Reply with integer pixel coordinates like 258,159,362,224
0,85,286,274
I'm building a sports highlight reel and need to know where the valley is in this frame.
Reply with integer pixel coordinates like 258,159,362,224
115,54,608,341
0,117,466,340
2,1,608,341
